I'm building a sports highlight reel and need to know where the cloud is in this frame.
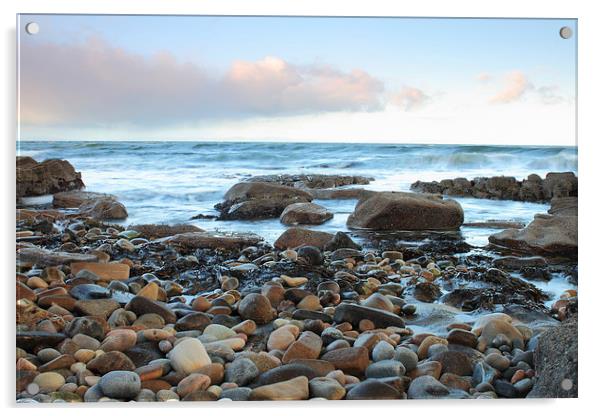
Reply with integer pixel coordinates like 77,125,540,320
19,37,384,127
389,86,430,111
476,72,492,83
489,71,532,104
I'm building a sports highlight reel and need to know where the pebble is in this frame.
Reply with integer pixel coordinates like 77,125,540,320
321,347,370,376
267,324,299,351
98,371,141,399
346,379,401,400
485,352,511,371
33,372,65,393
237,293,274,324
407,375,450,399
225,358,259,386
394,347,418,372
372,340,395,361
250,376,309,400
167,338,211,375
282,331,323,363
365,360,405,378
309,377,346,400
176,373,211,397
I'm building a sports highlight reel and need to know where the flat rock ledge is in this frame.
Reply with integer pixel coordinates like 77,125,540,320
489,197,577,258
411,172,577,202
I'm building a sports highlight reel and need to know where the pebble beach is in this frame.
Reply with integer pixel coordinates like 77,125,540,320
15,143,578,402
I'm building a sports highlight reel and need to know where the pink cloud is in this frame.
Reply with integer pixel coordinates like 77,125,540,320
19,38,384,127
389,86,430,111
489,71,532,104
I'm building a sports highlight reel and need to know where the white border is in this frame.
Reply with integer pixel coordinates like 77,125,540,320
2,1,600,414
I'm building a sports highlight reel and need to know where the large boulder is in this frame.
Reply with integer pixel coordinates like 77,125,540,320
17,157,84,198
346,192,464,230
489,197,577,258
215,182,313,220
280,203,333,225
528,316,577,398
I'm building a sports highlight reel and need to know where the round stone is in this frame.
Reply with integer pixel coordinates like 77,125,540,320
237,293,274,324
98,371,141,399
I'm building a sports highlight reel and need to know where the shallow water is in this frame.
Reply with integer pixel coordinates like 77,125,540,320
18,141,577,248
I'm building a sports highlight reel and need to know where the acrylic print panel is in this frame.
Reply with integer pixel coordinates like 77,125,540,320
16,15,577,402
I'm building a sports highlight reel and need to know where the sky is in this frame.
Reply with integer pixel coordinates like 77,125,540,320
17,14,577,145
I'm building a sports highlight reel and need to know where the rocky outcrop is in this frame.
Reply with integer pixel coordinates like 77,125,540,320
246,174,372,189
127,224,203,239
280,203,333,225
17,157,84,199
347,192,464,231
53,191,128,220
411,172,577,202
528,316,577,398
215,182,313,220
489,197,577,258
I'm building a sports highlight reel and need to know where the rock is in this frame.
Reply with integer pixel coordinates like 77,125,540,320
125,296,176,324
256,363,320,386
33,372,65,393
361,293,395,313
548,196,578,216
225,358,259,386
17,247,98,267
485,353,511,371
309,377,346,400
282,331,323,363
16,331,66,351
542,172,578,199
167,338,212,375
492,256,548,270
174,312,212,332
17,157,84,198
218,387,250,401
87,351,136,374
347,379,401,400
394,347,418,372
476,319,524,352
446,329,478,349
347,192,464,230
429,351,473,376
365,360,405,378
100,329,137,352
216,182,313,220
333,303,405,329
127,223,203,239
528,316,577,398
267,325,299,351
74,299,120,319
274,228,335,250
237,293,274,324
158,231,262,250
407,375,450,399
176,373,211,397
489,213,577,258
411,172,577,202
98,371,141,400
494,380,518,398
250,376,309,400
372,340,395,361
323,232,362,252
79,197,128,220
70,262,130,281
280,202,333,225
321,347,370,376
247,174,371,189
296,246,323,266
37,354,75,372
65,317,106,340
